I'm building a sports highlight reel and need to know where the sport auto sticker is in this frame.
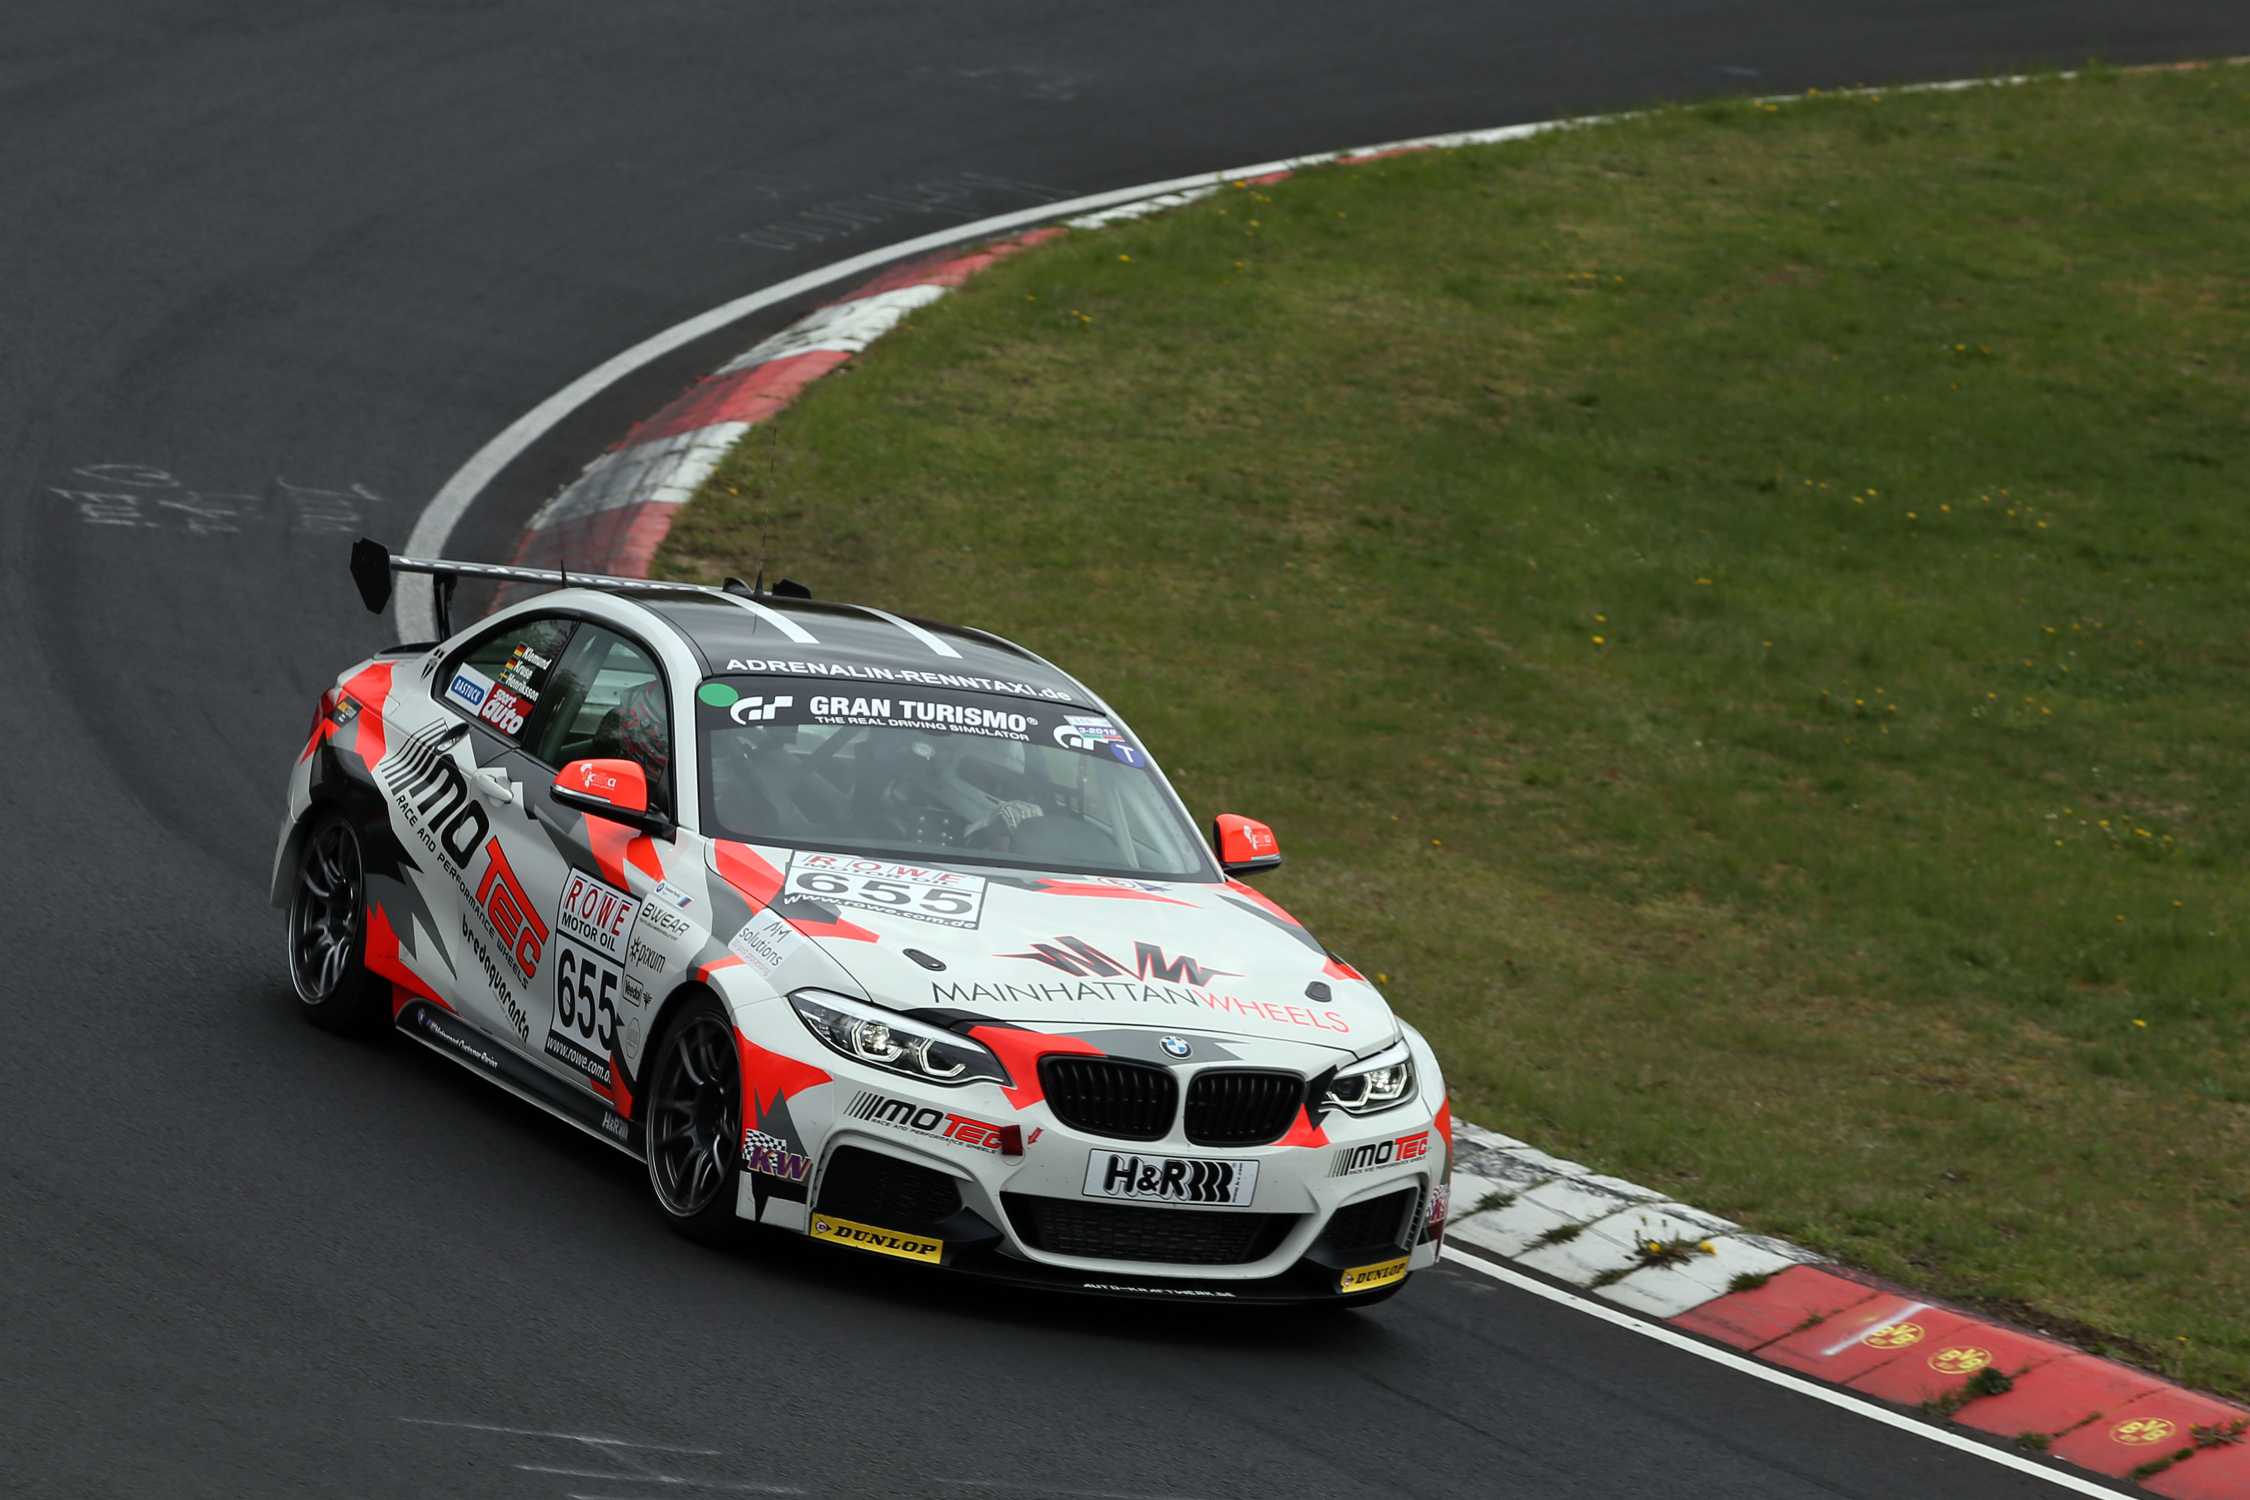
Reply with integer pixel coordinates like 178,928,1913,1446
478,684,529,737
782,850,987,929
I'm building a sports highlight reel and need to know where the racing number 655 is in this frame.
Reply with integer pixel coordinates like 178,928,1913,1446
555,947,619,1052
792,870,974,918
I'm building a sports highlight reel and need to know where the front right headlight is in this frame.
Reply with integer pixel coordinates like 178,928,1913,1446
786,989,1011,1088
1323,1040,1417,1116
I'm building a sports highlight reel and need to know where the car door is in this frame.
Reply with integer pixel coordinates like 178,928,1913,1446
515,620,679,1107
416,613,580,1055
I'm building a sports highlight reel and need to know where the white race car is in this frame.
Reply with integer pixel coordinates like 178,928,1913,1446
274,543,1451,1303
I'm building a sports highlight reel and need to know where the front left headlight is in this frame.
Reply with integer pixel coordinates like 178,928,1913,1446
787,989,1011,1088
1323,1040,1417,1116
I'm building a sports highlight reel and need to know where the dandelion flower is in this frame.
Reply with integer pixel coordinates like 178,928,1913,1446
2133,1018,2147,1028
1592,634,1606,646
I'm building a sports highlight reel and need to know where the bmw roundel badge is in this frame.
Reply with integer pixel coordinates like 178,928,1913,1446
1160,1036,1192,1058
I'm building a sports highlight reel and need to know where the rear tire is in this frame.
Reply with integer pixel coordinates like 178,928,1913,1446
285,814,387,1035
642,993,747,1246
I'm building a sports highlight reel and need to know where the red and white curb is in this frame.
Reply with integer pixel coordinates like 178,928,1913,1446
419,67,2250,1497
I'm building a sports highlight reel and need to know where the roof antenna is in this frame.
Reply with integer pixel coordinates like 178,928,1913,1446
559,554,570,592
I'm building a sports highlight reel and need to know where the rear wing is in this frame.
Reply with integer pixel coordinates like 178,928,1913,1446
349,538,806,637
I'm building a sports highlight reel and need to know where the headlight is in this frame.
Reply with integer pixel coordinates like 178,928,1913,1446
1324,1041,1417,1116
786,989,1011,1088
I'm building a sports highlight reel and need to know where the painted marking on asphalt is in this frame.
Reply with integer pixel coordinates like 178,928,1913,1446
934,1480,1215,1500
856,604,963,658
396,1417,721,1453
1438,1246,2122,1496
522,1465,801,1492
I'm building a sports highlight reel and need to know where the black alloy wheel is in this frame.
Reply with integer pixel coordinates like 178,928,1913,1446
645,996,746,1243
287,815,385,1033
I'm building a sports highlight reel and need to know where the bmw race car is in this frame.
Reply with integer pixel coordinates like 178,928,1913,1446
275,542,1451,1303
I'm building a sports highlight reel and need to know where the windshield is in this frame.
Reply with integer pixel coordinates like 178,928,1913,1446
694,678,1214,880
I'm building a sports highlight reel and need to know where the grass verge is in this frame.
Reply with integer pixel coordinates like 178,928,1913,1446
660,65,2250,1396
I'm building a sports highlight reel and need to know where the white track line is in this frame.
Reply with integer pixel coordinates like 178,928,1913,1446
1438,1247,2119,1496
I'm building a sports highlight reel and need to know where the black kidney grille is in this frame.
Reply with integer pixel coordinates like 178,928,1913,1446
1003,1194,1294,1266
1183,1069,1304,1145
1040,1056,1178,1140
1323,1187,1419,1254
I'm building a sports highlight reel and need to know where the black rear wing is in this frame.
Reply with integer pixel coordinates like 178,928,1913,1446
350,538,806,637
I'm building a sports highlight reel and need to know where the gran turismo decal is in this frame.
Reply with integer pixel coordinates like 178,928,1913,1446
783,851,987,929
719,659,1073,702
1331,1129,1431,1177
1339,1256,1409,1294
845,1092,1010,1153
1083,1151,1259,1207
807,1213,943,1263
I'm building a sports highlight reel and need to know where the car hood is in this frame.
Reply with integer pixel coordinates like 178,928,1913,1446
708,843,1395,1056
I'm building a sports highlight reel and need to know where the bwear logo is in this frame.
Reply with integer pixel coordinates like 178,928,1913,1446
638,900,693,941
729,694,794,724
1339,1256,1409,1294
808,1213,943,1264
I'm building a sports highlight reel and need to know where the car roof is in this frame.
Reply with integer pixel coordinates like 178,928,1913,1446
619,590,1100,707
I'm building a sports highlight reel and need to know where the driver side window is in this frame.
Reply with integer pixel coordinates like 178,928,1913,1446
439,616,574,746
532,625,672,813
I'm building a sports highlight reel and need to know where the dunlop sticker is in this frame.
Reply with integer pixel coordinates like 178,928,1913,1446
808,1212,943,1265
1338,1256,1410,1294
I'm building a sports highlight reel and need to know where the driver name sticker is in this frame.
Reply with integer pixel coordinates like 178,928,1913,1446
784,851,988,929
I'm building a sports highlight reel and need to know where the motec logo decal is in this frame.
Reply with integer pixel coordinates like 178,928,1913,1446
1339,1256,1409,1294
384,721,490,868
807,1213,942,1264
845,1092,1006,1152
1332,1129,1432,1177
474,839,548,981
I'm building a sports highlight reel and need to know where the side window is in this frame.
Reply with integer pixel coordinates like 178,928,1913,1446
532,626,672,812
440,616,575,746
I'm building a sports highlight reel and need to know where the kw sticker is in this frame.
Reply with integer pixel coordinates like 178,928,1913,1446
808,1213,943,1264
1338,1256,1409,1295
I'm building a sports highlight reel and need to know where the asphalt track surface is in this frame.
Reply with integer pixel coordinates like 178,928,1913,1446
7,5,2248,1497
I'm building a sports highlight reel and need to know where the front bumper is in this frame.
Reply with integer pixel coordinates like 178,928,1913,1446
734,1005,1450,1302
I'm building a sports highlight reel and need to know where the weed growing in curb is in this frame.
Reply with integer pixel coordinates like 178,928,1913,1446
2013,1432,2050,1453
1532,1223,1585,1248
1920,1365,2015,1418
1475,1190,1516,1215
1726,1270,1774,1294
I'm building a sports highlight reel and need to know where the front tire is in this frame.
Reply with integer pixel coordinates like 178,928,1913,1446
642,994,746,1246
286,814,386,1035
